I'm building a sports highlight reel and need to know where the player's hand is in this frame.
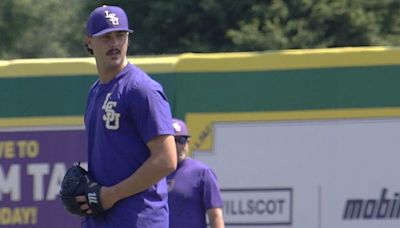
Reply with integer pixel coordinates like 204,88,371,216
75,186,119,215
76,195,92,215
98,186,119,211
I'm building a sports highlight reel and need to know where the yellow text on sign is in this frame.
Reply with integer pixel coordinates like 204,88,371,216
0,140,39,159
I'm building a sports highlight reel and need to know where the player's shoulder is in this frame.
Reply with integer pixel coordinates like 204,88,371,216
123,63,162,91
87,79,101,95
185,157,211,170
185,158,219,180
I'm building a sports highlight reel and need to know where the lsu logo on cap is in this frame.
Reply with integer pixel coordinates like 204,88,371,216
104,10,119,25
173,122,182,133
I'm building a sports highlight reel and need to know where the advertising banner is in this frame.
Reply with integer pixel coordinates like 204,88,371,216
191,110,400,228
0,128,86,227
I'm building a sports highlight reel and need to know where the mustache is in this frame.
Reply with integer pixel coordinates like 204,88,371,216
106,48,121,55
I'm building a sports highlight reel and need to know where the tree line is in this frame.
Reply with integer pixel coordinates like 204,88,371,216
1,0,399,59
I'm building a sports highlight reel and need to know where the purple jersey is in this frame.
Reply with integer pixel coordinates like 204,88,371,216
83,63,174,228
167,157,223,228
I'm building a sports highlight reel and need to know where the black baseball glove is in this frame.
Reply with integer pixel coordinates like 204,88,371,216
59,163,105,216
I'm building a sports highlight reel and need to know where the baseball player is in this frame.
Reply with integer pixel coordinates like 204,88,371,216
74,5,177,228
167,118,225,228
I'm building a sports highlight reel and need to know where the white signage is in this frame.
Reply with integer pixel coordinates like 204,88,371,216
193,118,400,228
222,188,292,226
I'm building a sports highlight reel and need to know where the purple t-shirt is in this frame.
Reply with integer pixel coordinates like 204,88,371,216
83,63,174,228
167,157,223,228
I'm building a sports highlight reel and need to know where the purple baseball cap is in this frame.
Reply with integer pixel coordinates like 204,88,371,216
86,5,133,37
172,119,190,136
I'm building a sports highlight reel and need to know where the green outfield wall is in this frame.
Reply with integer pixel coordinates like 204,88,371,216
1,46,400,127
2,47,400,228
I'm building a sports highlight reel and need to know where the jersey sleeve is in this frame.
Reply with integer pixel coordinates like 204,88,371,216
128,81,174,143
202,168,224,210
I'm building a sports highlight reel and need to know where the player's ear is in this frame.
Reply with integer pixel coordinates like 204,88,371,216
84,36,94,55
127,34,133,52
85,36,92,49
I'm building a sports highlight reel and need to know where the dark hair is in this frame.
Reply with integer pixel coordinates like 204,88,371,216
84,43,94,55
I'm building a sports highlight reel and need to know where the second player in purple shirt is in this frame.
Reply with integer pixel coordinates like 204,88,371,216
167,119,225,228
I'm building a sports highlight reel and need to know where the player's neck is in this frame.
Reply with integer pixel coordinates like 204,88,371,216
178,154,187,163
97,60,128,84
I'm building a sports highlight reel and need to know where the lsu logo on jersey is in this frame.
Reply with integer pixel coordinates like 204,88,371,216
102,93,120,130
